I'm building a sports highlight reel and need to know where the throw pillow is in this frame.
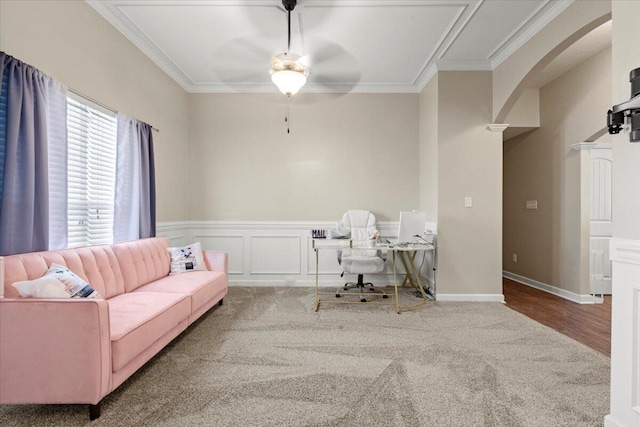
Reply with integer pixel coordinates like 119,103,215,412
12,277,70,298
43,263,101,298
168,242,206,274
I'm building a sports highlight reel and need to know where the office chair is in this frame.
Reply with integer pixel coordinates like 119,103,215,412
336,210,386,302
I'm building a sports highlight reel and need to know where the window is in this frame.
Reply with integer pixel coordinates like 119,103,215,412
66,96,117,248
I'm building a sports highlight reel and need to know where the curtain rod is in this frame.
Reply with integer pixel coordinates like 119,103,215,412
68,88,160,133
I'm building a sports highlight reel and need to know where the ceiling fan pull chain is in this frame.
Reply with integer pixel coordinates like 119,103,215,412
286,100,290,134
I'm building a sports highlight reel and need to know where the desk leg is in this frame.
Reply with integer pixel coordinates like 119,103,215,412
400,251,418,287
398,252,418,290
392,251,400,314
314,249,320,312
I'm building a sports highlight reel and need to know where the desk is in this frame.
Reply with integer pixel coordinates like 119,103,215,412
312,239,435,313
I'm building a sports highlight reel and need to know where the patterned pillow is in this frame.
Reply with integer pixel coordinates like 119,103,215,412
168,242,206,274
44,263,101,298
12,277,70,298
13,263,101,298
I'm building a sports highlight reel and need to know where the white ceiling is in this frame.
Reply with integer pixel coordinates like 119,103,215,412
88,0,582,94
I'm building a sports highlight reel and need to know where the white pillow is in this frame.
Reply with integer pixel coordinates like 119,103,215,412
45,263,101,298
168,242,206,275
12,277,69,298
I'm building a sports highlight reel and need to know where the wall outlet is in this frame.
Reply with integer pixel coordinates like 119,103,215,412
285,277,296,286
512,253,518,263
526,200,538,210
464,197,473,208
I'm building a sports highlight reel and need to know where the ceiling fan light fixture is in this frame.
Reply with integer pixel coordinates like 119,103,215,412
270,52,309,96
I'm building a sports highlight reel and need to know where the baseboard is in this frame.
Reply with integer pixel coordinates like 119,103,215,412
437,294,504,302
604,414,625,427
502,271,598,304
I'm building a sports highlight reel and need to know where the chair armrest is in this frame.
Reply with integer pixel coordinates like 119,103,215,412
0,298,111,405
203,250,228,273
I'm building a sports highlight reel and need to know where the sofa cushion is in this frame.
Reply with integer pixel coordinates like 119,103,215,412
2,246,125,299
112,238,171,293
133,271,227,315
108,292,190,372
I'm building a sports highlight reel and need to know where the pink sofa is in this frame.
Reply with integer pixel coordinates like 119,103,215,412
0,237,227,419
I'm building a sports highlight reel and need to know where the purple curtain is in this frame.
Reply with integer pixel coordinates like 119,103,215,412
0,53,50,255
114,113,155,242
137,122,155,238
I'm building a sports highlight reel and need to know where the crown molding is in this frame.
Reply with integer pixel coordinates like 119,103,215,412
415,63,439,92
88,0,573,94
412,4,468,90
489,0,573,69
436,0,484,60
86,0,195,92
436,59,493,71
186,82,421,94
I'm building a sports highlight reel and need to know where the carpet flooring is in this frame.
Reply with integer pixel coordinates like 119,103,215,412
0,287,610,426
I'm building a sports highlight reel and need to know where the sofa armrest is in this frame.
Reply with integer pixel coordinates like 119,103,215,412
203,250,228,273
0,298,111,405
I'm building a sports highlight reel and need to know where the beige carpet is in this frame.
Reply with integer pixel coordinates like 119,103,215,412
0,287,610,426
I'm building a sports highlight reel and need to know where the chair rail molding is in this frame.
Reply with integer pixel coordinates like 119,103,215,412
487,123,510,132
610,238,640,265
570,141,598,151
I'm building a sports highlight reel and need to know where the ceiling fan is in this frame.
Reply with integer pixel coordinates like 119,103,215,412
214,0,360,97
269,0,309,97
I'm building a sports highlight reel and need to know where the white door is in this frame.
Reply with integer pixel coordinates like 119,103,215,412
589,145,612,295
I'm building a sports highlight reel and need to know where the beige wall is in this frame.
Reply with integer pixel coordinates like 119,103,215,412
188,93,420,221
437,71,503,296
419,75,438,223
492,0,611,123
0,0,190,222
504,88,540,128
503,47,611,295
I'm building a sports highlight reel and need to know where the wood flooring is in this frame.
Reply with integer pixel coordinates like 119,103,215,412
502,278,612,356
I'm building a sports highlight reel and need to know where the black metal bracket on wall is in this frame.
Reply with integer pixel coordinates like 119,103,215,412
608,67,640,142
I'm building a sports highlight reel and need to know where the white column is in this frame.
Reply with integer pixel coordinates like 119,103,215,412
605,1,640,426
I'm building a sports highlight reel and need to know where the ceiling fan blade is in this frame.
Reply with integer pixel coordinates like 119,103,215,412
222,72,268,85
217,37,274,64
310,72,361,92
304,37,353,67
213,36,275,89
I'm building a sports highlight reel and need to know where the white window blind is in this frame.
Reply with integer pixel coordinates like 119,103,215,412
66,96,117,248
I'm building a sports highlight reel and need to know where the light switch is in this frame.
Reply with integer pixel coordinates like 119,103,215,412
464,197,472,208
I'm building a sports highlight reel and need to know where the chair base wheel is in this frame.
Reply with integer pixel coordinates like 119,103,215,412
336,294,341,298
360,298,367,303
382,295,388,299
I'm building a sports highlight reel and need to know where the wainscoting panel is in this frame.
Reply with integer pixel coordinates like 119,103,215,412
250,235,301,275
157,221,189,247
606,238,640,427
194,235,244,275
157,221,437,289
305,236,342,276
